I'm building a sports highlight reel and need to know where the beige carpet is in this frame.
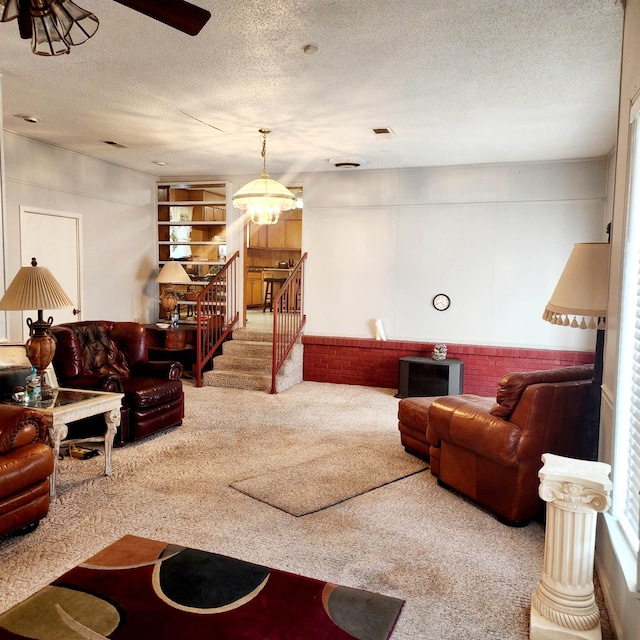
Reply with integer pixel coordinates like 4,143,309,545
231,445,427,516
0,381,613,640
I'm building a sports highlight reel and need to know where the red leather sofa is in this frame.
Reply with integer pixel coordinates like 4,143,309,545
398,364,593,524
51,321,184,443
0,405,53,537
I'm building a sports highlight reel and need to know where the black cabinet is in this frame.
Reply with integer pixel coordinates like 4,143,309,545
396,356,464,398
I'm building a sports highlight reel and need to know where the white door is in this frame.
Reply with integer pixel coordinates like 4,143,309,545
19,207,82,339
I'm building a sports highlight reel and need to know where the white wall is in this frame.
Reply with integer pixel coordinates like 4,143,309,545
301,159,609,349
2,133,157,341
2,134,608,355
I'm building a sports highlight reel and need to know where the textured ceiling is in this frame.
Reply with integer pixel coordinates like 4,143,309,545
0,0,624,179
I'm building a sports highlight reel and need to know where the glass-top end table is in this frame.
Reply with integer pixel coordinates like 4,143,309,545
25,389,104,409
4,387,124,503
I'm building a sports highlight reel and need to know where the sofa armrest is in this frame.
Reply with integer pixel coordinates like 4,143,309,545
427,395,522,468
60,374,124,394
0,405,48,454
131,361,183,380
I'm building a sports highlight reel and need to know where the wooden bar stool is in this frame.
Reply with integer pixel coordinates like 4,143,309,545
262,277,287,312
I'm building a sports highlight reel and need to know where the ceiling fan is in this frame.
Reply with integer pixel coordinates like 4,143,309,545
0,0,211,56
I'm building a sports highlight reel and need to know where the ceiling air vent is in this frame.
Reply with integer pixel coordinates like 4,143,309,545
371,127,396,139
329,157,365,168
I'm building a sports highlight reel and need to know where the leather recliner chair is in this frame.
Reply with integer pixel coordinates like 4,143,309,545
398,364,593,525
0,404,54,537
51,321,184,443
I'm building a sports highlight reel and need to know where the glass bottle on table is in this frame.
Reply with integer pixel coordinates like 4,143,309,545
25,366,42,405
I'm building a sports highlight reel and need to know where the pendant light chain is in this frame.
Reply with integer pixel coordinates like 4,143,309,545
260,128,270,179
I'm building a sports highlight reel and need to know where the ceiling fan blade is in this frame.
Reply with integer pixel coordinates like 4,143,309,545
112,0,210,36
17,0,31,39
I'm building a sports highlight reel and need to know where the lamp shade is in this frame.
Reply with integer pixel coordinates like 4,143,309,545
542,243,609,329
156,261,192,284
0,258,74,311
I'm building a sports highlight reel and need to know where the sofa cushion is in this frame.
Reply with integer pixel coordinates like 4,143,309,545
489,364,594,420
397,396,437,429
70,323,131,378
425,395,516,461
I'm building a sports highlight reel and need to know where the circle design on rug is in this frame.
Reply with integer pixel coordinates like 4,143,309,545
0,585,120,639
152,548,270,613
322,583,404,640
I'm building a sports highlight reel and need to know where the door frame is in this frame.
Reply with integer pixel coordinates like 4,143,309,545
19,206,83,338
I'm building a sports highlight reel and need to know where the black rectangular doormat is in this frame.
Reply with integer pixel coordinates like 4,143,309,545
0,535,404,640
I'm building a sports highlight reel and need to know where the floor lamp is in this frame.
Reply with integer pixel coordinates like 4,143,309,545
0,258,74,398
542,242,610,461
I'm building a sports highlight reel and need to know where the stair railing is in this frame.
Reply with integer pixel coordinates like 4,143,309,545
194,251,240,387
271,252,307,394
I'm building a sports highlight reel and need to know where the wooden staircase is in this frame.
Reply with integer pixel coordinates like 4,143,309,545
202,327,303,392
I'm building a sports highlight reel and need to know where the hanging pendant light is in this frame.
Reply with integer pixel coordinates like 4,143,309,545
232,129,297,225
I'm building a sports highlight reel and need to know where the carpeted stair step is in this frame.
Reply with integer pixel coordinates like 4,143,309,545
203,370,272,391
203,343,303,392
231,327,274,343
213,354,272,373
222,340,272,358
232,327,302,345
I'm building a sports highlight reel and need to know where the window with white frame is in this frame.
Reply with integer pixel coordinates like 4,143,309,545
614,105,640,582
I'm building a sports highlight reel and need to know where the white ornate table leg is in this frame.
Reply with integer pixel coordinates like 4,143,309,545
103,408,120,477
47,420,69,503
530,453,612,640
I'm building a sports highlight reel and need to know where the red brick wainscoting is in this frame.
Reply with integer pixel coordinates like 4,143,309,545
301,336,594,397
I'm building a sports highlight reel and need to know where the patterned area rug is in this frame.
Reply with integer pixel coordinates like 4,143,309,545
0,535,404,640
230,445,427,516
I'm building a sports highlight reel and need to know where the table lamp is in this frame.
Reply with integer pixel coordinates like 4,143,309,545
542,242,610,460
0,257,74,398
156,261,192,321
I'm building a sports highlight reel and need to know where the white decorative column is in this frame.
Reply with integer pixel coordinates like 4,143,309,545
530,453,612,640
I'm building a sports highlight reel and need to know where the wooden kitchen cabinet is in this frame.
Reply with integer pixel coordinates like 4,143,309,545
247,208,302,250
248,223,268,248
266,222,286,248
245,271,264,307
284,219,302,249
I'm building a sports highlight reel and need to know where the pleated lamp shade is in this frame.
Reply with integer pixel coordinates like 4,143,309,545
542,243,609,330
156,261,192,284
0,258,74,311
0,259,73,394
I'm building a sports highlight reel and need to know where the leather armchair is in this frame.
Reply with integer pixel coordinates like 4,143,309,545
51,321,184,443
0,404,53,537
398,364,593,524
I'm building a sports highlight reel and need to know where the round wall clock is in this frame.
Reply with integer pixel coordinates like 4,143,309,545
432,293,451,311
